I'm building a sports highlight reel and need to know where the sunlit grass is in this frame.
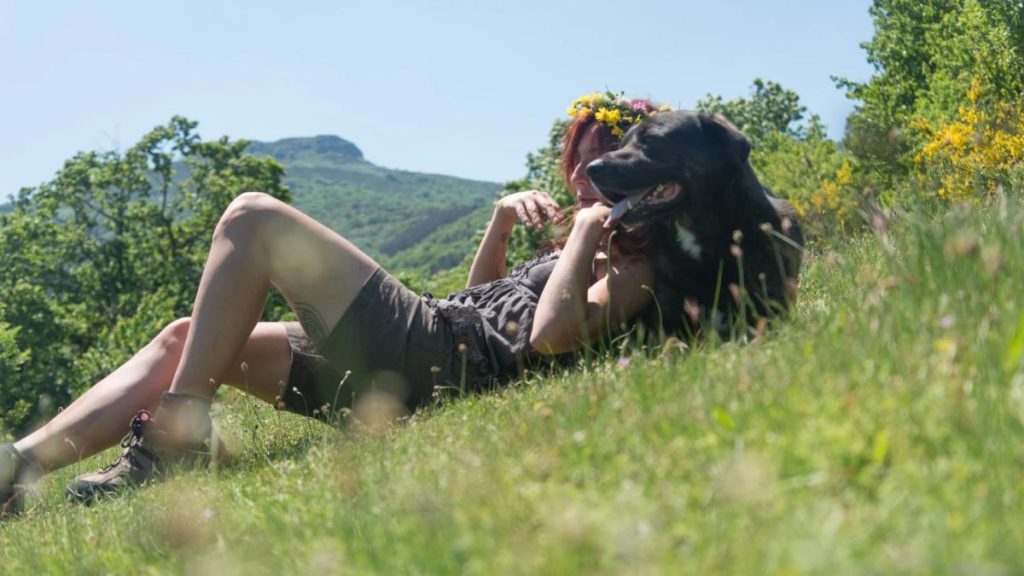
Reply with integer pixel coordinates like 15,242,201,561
3,198,1024,574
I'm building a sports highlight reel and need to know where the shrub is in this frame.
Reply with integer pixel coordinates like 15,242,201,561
915,79,1024,201
750,119,863,237
0,319,31,436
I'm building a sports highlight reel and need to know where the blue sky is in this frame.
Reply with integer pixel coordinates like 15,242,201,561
0,0,875,200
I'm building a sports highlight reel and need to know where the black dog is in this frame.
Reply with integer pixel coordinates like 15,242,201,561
586,110,804,337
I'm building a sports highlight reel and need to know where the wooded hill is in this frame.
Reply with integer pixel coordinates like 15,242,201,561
0,134,501,273
246,135,500,275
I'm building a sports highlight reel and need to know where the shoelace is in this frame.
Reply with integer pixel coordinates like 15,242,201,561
101,410,155,473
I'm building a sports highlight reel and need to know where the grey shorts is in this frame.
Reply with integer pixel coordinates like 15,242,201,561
278,267,459,421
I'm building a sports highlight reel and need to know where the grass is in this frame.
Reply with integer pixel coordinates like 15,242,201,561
3,198,1024,574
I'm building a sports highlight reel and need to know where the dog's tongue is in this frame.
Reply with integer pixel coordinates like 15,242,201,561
605,196,634,229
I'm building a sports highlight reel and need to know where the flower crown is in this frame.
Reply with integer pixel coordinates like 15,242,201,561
567,91,674,138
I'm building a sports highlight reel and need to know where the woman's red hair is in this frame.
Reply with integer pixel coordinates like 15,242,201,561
560,117,621,191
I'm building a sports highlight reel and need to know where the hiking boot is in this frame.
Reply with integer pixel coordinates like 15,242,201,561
1,443,42,518
66,393,215,503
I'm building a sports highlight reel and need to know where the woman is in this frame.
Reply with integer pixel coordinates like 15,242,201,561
1,92,666,515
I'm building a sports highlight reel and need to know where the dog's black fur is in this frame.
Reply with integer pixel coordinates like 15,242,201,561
587,110,804,337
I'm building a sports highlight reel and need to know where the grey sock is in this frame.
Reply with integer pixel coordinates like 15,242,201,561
153,392,214,447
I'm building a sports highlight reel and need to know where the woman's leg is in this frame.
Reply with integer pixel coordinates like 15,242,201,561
164,192,377,409
13,320,292,473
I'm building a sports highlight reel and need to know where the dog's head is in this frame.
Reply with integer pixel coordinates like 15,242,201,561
586,110,751,227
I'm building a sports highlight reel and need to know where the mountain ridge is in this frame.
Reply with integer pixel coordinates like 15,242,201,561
244,134,501,273
0,135,504,275
247,134,365,164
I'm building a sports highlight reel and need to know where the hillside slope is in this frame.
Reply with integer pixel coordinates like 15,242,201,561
247,135,500,272
0,135,501,274
4,200,1023,573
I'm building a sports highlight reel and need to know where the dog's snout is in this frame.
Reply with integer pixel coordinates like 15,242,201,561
585,158,607,179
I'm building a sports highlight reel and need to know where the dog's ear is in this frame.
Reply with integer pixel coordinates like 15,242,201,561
703,113,751,167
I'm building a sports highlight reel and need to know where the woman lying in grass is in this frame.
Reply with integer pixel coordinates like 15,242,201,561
1,93,667,516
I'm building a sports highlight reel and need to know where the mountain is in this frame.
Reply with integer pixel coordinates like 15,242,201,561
0,135,503,274
246,135,501,274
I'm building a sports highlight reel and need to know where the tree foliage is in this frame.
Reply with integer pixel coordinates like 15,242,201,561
698,79,863,236
838,0,1024,198
0,117,289,433
846,0,1024,123
915,80,1024,201
696,78,807,147
0,319,30,435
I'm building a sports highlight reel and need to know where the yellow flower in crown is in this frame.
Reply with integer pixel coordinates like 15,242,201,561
567,90,674,138
568,105,592,118
594,107,622,126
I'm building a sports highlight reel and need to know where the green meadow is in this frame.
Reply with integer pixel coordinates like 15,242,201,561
3,197,1022,575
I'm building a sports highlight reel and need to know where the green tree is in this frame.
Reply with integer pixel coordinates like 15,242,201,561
696,79,861,235
837,0,959,125
837,0,1024,186
752,119,861,235
695,78,807,147
0,317,30,435
0,117,290,432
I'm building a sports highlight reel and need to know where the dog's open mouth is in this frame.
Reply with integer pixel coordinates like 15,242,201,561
604,182,682,227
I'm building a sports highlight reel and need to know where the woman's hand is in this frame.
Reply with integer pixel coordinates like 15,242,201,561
573,203,612,230
468,190,560,287
529,199,652,355
496,190,562,231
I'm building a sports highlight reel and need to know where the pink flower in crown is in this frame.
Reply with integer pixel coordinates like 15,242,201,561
630,99,656,114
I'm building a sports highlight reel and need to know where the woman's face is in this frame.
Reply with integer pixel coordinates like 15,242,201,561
570,126,613,209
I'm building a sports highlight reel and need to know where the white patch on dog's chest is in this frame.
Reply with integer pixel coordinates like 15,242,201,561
674,222,702,260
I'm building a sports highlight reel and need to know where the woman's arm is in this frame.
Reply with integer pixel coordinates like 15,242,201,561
529,206,653,355
466,190,561,288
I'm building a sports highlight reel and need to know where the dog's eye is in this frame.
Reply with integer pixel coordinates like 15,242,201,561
644,128,669,141
641,132,667,148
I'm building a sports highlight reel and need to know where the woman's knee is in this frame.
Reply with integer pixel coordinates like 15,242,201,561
154,317,191,354
213,191,287,242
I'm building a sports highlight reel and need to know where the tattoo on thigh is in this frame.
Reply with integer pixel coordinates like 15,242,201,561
296,303,330,349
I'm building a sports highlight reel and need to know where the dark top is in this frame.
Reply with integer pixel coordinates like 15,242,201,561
424,251,562,387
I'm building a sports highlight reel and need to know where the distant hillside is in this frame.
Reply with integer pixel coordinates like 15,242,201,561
0,136,502,273
385,204,492,274
246,135,500,273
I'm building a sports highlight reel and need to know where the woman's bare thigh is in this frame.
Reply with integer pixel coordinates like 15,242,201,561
253,195,379,346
